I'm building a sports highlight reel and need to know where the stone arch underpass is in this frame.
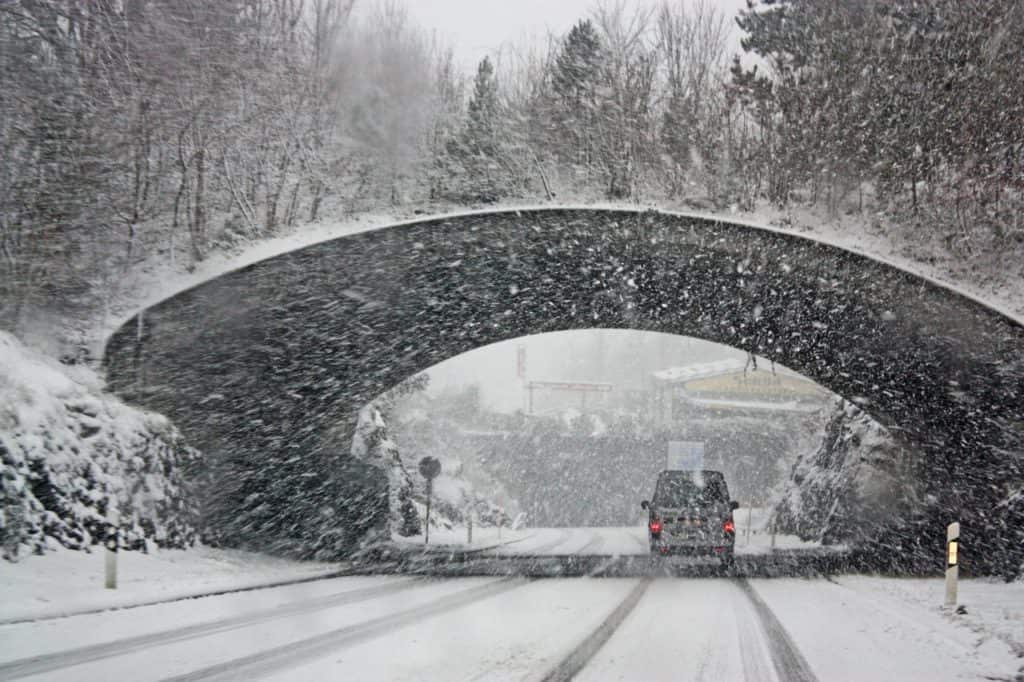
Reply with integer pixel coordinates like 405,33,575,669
103,209,1024,574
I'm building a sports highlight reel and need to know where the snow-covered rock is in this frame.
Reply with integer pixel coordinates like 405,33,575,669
773,399,915,546
0,332,199,560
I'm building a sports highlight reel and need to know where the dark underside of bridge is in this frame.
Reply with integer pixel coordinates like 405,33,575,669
104,209,1024,574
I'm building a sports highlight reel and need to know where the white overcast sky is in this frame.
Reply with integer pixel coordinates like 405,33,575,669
394,0,751,73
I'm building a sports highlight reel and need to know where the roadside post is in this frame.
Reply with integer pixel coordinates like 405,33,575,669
945,521,960,609
467,509,473,545
745,506,753,546
418,457,441,545
104,504,119,589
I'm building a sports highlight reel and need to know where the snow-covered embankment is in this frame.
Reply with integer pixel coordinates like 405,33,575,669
0,332,199,560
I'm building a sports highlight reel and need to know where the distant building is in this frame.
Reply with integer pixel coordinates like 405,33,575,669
651,358,830,426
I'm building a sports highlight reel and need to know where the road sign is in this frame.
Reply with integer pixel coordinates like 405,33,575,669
527,381,613,392
667,441,704,470
419,457,441,545
418,456,441,480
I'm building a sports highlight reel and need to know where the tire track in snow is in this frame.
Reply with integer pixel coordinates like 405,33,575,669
161,577,530,682
0,565,386,626
0,577,426,680
735,579,818,682
575,531,606,555
490,528,574,556
538,578,652,682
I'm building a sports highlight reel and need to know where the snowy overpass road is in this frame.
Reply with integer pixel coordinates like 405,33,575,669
1,567,1016,681
385,525,850,578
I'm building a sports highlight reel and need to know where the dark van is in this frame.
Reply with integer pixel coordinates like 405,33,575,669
641,469,739,567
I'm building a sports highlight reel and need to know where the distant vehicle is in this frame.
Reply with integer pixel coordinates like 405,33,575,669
641,469,739,567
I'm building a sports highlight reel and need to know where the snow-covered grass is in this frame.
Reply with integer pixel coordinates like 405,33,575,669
0,544,342,623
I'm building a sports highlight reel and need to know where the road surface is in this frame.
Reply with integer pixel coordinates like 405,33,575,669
0,534,1017,682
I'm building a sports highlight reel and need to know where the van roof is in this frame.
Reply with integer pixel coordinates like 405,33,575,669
658,469,725,478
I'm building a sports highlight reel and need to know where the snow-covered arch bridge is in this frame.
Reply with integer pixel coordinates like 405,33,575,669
103,208,1024,569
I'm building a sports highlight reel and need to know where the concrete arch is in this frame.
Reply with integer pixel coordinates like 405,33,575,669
104,209,1024,565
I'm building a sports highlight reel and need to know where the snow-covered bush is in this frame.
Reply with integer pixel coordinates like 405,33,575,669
350,402,421,538
350,391,513,539
0,332,199,560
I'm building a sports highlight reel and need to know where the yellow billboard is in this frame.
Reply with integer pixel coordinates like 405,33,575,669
683,371,826,401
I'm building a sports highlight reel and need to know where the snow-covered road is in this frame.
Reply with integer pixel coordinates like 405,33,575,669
2,569,1019,681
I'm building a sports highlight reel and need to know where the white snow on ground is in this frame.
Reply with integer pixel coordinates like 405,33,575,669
750,576,1023,681
0,574,405,662
832,575,1024,662
0,544,341,622
4,578,500,682
3,573,1019,681
577,579,779,682
261,578,638,682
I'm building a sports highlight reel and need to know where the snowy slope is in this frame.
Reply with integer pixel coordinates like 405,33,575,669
0,332,199,560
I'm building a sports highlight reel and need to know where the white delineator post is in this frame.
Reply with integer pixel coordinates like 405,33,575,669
105,507,119,590
424,478,432,546
945,521,959,609
467,512,473,545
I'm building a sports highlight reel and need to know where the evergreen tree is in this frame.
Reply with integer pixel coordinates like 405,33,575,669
466,57,500,158
549,20,605,168
444,57,511,202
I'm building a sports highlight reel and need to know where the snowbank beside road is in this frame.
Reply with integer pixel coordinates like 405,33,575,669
0,544,341,623
751,575,1024,681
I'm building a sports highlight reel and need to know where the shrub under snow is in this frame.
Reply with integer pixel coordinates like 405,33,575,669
0,332,199,560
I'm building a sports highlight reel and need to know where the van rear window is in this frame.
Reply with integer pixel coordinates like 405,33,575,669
654,474,728,507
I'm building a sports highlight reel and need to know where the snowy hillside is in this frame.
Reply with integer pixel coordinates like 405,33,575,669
0,333,199,560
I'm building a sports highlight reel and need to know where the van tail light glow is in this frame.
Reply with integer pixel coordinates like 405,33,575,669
649,519,662,534
723,519,735,534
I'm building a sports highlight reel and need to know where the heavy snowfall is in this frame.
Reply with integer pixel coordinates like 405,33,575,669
1,0,1023,680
